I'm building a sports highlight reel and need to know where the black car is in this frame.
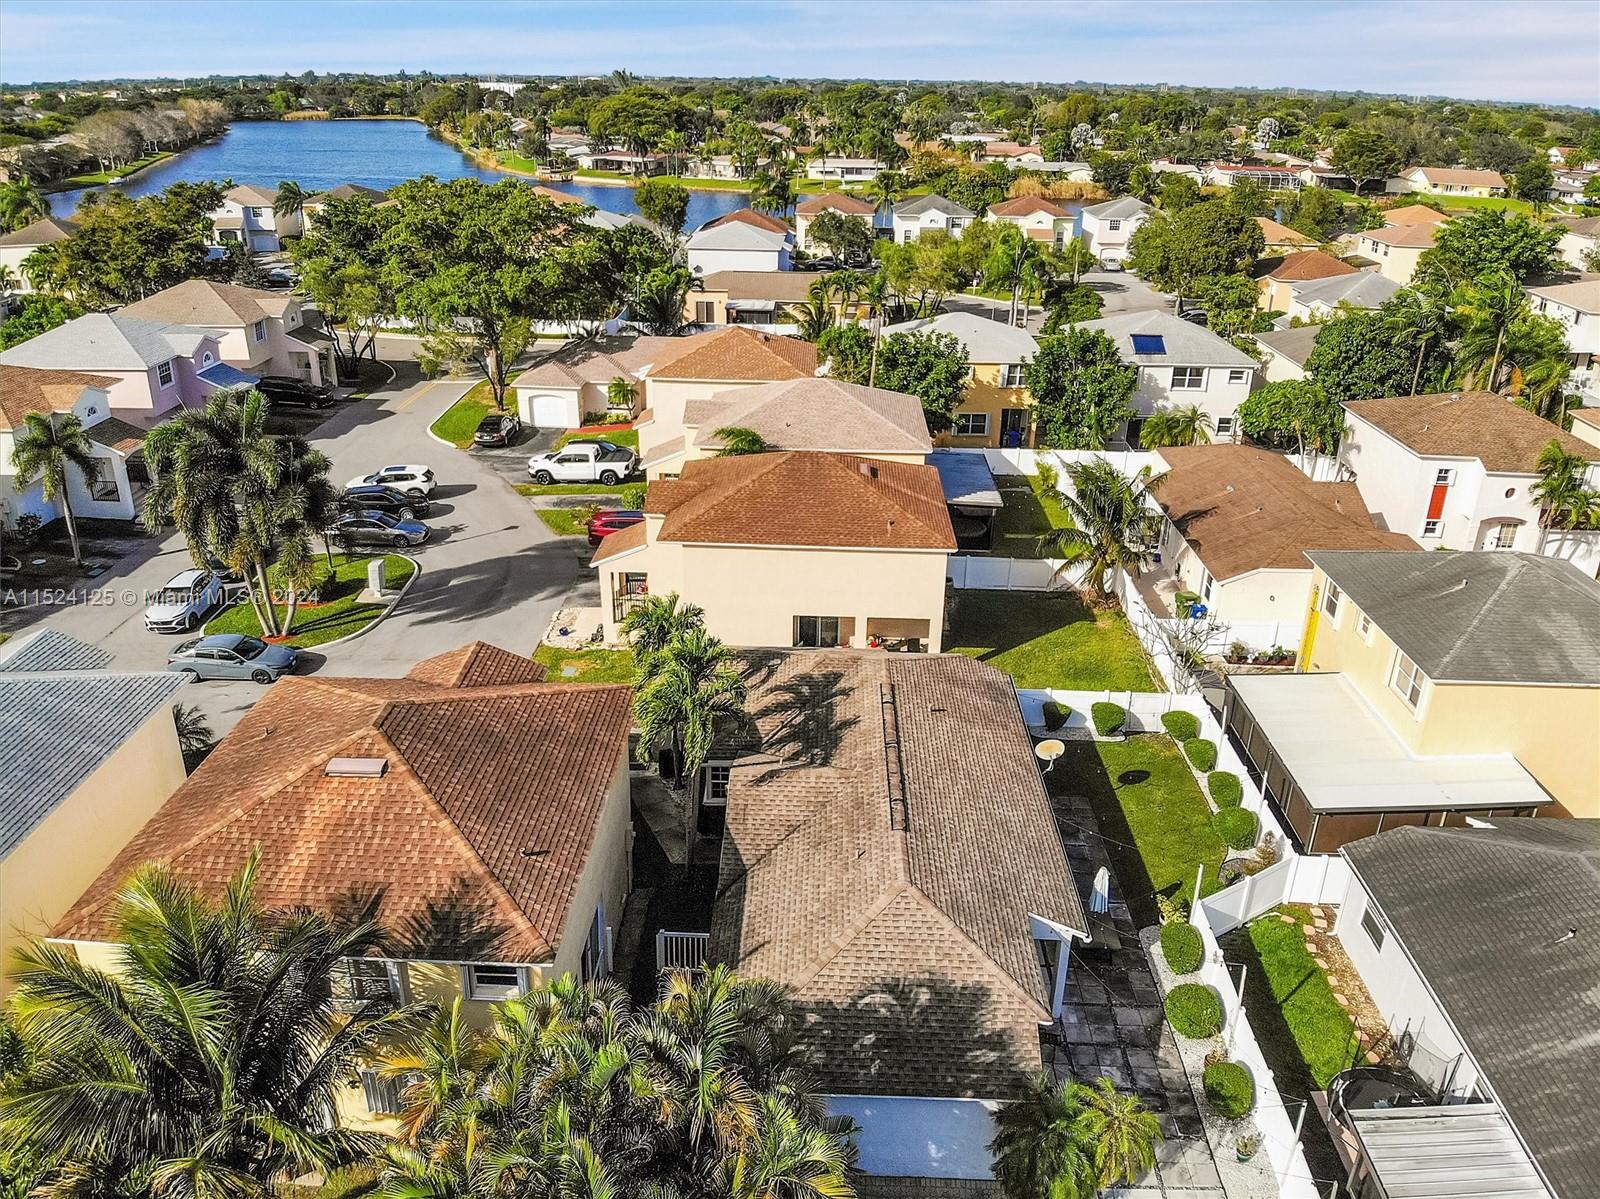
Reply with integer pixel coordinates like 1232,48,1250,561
258,375,335,408
340,484,431,519
474,412,523,447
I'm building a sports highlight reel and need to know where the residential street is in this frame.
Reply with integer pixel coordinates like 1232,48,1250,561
1,363,597,737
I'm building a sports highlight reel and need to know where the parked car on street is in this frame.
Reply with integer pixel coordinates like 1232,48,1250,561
144,569,227,632
526,441,639,485
474,412,523,447
167,634,298,684
257,375,335,408
586,509,645,545
339,484,430,519
330,510,430,548
346,465,435,498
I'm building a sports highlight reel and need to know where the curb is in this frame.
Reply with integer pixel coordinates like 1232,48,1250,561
200,554,421,651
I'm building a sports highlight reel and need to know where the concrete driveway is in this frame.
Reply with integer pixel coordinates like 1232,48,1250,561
1,363,598,738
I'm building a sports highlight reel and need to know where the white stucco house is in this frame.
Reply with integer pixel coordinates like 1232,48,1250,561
1281,271,1402,325
209,184,300,253
803,156,887,183
1387,166,1507,197
1078,195,1150,264
1555,215,1600,272
686,218,792,275
0,215,75,294
792,192,876,253
1525,280,1599,404
890,194,974,243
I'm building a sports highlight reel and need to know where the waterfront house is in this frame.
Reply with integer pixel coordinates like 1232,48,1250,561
210,183,300,253
1078,195,1151,264
0,215,74,294
985,195,1075,246
803,156,887,183
1206,163,1303,190
891,194,974,243
686,217,792,275
793,191,876,252
880,310,1039,448
1389,166,1508,197
1254,216,1316,253
300,182,388,233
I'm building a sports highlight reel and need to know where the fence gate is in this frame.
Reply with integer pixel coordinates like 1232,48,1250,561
655,930,709,974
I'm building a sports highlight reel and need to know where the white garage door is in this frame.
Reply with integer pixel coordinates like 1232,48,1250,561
519,390,581,430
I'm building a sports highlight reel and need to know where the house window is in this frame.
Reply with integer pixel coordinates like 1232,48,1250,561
953,412,990,437
1359,613,1373,644
613,572,648,623
1171,367,1204,390
1322,581,1342,621
694,300,715,324
1000,364,1026,388
1107,219,1122,231
702,764,731,807
1391,652,1425,710
156,360,175,388
795,615,841,648
1215,416,1235,440
465,964,524,1001
1489,522,1519,549
334,958,398,1006
248,206,266,217
1360,904,1387,950
579,904,607,984
202,351,214,366
1433,467,1455,486
1201,572,1214,602
1227,369,1248,384
359,1068,409,1116
1421,519,1443,538
252,320,266,342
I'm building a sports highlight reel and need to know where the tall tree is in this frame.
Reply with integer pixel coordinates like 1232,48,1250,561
0,174,48,233
635,176,690,236
9,411,100,565
1531,439,1600,530
48,182,225,305
273,178,308,223
1380,286,1453,396
632,265,694,336
1238,378,1346,455
634,627,749,795
0,294,83,351
806,209,872,261
1305,312,1414,405
1025,328,1138,449
873,329,971,432
1331,127,1402,195
1049,459,1166,595
1418,208,1562,286
1126,203,1266,302
1451,269,1525,390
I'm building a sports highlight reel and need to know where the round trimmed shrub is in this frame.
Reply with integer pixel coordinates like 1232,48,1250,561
1160,921,1204,974
1164,983,1223,1039
1092,701,1127,737
1203,1061,1256,1118
1183,737,1217,772
1160,710,1200,742
1208,771,1243,808
1214,807,1260,850
1042,701,1071,732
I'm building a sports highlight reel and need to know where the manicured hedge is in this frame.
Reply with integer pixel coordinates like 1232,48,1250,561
1183,737,1217,771
1042,701,1070,732
1164,983,1223,1038
1203,1061,1256,1118
1160,921,1204,974
1092,702,1126,737
1160,710,1200,742
1208,771,1243,807
1214,807,1260,850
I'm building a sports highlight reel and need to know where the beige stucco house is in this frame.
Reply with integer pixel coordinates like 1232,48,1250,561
592,452,956,651
1389,166,1507,197
985,195,1074,246
1354,222,1437,285
1256,248,1360,312
793,191,875,252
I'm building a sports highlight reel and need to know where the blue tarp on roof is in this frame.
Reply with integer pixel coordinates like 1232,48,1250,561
196,362,260,388
1130,334,1166,355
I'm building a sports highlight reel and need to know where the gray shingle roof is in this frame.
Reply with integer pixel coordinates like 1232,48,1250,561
1343,820,1600,1199
880,309,1038,364
1306,551,1600,686
0,670,186,857
0,629,113,673
1082,196,1152,220
0,313,212,371
1290,271,1402,309
1077,310,1258,369
894,194,975,219
1253,324,1322,367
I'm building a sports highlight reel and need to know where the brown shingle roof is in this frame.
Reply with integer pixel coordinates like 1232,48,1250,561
1154,445,1415,578
987,196,1071,219
0,215,74,248
795,192,876,217
700,208,793,235
710,650,1085,1098
1410,167,1506,189
0,365,117,431
406,641,550,688
1361,223,1439,249
53,648,632,962
1266,249,1359,282
1254,215,1315,245
83,417,147,454
1381,204,1449,227
644,327,817,382
1344,391,1600,473
697,270,818,302
120,279,292,327
589,520,648,563
646,452,955,550
683,378,933,455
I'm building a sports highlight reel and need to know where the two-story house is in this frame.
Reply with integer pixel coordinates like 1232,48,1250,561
891,194,974,244
592,452,956,651
880,310,1039,448
301,182,388,234
1255,248,1361,312
1076,310,1259,445
1337,390,1600,573
686,215,793,275
793,191,876,252
985,195,1074,246
1525,280,1599,403
1352,222,1437,286
120,279,339,388
1280,271,1401,325
1223,550,1599,856
0,214,74,294
1554,214,1600,272
210,183,301,253
1078,195,1150,265
50,641,635,1132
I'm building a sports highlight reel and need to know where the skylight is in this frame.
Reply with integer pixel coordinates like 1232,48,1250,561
1131,334,1166,355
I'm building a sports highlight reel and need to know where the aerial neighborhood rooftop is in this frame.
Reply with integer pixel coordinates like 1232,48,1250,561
0,25,1596,1199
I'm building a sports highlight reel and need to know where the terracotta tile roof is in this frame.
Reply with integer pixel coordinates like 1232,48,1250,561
794,192,876,216
1381,204,1449,227
120,279,293,327
53,649,633,963
987,195,1071,219
700,208,793,235
1154,445,1416,578
0,365,117,431
1360,223,1439,249
1254,215,1315,245
711,650,1084,1098
646,452,955,550
682,378,933,455
1344,391,1600,473
983,142,1041,157
643,327,817,383
1265,249,1360,282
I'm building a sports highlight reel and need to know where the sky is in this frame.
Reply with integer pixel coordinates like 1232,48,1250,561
2,0,1597,107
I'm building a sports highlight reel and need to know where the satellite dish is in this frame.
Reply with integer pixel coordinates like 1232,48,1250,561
1035,738,1066,772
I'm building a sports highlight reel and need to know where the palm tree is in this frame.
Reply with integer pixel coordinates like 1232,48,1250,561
658,130,691,176
865,170,905,220
0,853,419,1192
1075,1076,1163,1191
9,411,100,565
1140,404,1213,447
1531,439,1600,529
0,174,48,233
1499,313,1575,421
794,294,836,341
269,433,339,635
620,591,706,674
1051,458,1167,596
714,426,775,456
1381,286,1452,395
989,1073,1097,1199
633,268,693,336
750,169,795,218
19,242,64,294
274,179,308,223
1452,269,1524,391
635,626,749,795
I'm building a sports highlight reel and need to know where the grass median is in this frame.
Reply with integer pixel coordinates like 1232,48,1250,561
429,381,496,448
204,553,415,649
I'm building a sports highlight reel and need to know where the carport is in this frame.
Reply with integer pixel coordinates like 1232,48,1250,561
928,450,1003,552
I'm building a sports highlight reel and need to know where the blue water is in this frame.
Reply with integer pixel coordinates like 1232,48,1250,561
49,119,750,228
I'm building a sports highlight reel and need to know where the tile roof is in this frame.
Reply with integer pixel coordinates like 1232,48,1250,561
510,333,676,389
1077,310,1257,369
647,452,955,551
1154,445,1415,578
1254,216,1315,245
0,365,117,431
711,650,1085,1098
404,641,550,688
893,194,975,219
795,192,876,216
120,279,293,327
1342,819,1600,1199
1265,249,1360,282
987,196,1071,219
1343,391,1600,473
983,142,1041,157
1380,203,1449,227
643,327,817,382
53,645,634,961
0,214,75,248
880,309,1038,364
0,313,212,372
699,208,793,235
1305,550,1600,686
1527,280,1600,314
682,378,933,455
1360,223,1438,249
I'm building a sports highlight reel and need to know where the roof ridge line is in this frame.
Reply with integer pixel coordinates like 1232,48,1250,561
902,883,1053,1019
786,881,910,993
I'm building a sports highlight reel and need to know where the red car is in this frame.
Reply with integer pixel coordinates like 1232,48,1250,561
586,509,645,546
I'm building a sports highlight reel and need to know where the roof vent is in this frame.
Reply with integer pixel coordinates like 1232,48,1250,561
860,462,880,479
325,756,388,778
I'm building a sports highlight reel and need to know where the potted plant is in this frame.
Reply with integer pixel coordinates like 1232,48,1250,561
1236,1133,1260,1162
1174,590,1200,618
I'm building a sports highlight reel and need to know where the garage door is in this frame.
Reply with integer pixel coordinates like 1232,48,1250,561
249,233,278,253
520,391,580,430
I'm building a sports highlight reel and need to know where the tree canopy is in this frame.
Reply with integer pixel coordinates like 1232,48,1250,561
1237,378,1347,454
1025,328,1138,449
1126,201,1266,298
1305,311,1416,406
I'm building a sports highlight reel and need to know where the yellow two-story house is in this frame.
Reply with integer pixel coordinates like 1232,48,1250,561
50,641,634,1132
1224,551,1599,853
880,311,1039,449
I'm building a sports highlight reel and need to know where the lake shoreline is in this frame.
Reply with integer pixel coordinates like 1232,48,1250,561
437,128,759,195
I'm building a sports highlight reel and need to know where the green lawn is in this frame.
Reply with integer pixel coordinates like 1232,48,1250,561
1225,905,1358,1090
533,644,636,683
203,554,415,649
990,475,1073,559
429,381,495,448
536,508,593,536
1054,734,1227,925
1435,194,1537,215
558,427,639,450
948,589,1160,691
515,481,634,497
64,151,172,186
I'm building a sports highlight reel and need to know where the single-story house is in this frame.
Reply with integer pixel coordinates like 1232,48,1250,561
684,270,819,331
300,182,388,233
1206,163,1302,190
804,157,888,182
575,148,667,175
509,332,678,429
1389,166,1508,197
978,141,1044,166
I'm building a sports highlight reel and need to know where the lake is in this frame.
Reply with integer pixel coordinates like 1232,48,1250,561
48,119,750,228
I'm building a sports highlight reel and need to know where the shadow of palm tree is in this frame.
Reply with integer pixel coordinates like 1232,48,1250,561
325,877,513,961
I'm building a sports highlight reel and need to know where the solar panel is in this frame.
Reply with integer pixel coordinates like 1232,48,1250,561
1130,334,1166,355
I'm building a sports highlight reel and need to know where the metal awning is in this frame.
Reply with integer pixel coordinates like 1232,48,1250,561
196,362,261,389
1348,1104,1552,1198
724,299,777,312
928,450,1003,510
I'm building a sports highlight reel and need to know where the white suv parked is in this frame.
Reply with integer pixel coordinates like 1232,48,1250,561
347,464,436,498
144,569,226,632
